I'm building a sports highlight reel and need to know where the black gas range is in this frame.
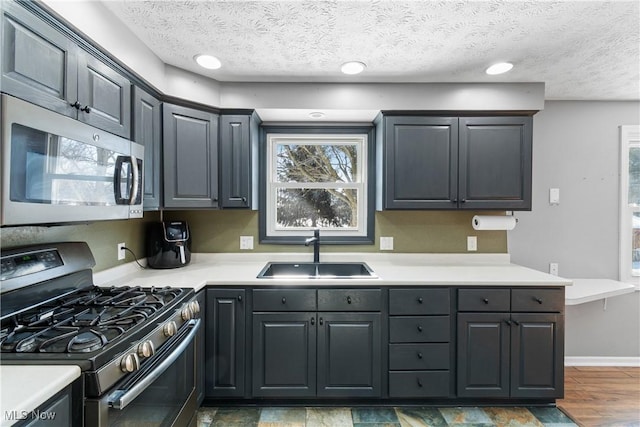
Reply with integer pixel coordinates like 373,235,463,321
0,242,201,426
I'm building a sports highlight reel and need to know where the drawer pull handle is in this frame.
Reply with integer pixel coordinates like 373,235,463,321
417,297,423,304
417,325,423,332
483,298,489,304
417,378,423,387
237,295,243,302
319,317,324,325
417,352,423,359
535,297,543,304
311,317,315,325
347,296,352,304
282,297,286,304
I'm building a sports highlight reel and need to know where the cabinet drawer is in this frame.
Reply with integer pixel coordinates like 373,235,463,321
389,288,450,315
253,289,316,311
458,289,510,312
389,343,449,370
317,289,381,311
389,371,450,397
512,288,564,312
389,316,450,343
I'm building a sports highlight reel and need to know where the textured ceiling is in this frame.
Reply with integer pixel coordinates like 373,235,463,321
102,0,640,100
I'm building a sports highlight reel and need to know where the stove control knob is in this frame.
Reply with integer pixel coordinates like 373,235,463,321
181,305,193,321
137,340,155,358
189,300,200,315
120,353,140,373
163,321,177,337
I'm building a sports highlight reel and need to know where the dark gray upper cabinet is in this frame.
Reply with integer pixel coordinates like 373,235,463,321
457,287,564,399
378,114,533,210
219,114,259,209
163,103,219,209
383,116,459,209
133,87,162,210
205,289,245,398
459,117,532,210
1,2,131,139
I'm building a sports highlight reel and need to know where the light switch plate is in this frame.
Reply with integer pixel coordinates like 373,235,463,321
549,188,560,205
240,236,254,250
380,236,394,251
467,236,477,251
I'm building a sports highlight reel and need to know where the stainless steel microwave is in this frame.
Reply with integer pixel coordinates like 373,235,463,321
1,94,144,226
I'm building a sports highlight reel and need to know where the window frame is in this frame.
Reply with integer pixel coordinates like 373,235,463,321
619,125,640,286
259,125,376,245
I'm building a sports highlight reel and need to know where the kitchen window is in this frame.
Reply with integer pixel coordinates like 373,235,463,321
620,125,640,285
260,126,375,244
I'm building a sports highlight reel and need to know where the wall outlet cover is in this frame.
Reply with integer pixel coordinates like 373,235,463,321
380,236,394,251
467,236,477,251
240,236,254,250
549,262,559,276
117,242,126,260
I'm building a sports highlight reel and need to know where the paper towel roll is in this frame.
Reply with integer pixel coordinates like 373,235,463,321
472,215,517,231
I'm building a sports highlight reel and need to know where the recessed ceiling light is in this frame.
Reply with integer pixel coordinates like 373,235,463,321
309,112,325,119
486,62,514,75
194,54,222,70
341,61,366,75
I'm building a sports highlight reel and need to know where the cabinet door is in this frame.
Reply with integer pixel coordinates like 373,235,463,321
317,312,381,397
457,313,510,397
163,104,219,208
77,53,131,138
205,289,245,398
1,1,78,117
220,115,251,208
133,87,162,210
510,313,564,398
252,312,316,397
195,291,206,404
384,116,458,209
458,117,532,210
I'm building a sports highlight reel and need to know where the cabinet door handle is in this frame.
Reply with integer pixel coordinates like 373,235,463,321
242,197,247,204
319,317,324,325
347,296,352,304
483,298,489,304
513,320,520,326
535,297,543,304
237,295,243,302
417,352,423,359
460,198,467,203
417,325,423,332
417,297,423,304
281,297,286,304
310,317,315,325
504,319,512,326
70,101,81,109
81,105,91,113
417,378,423,387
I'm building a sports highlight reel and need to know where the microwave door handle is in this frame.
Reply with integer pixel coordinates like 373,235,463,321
107,319,201,410
113,156,129,205
129,155,139,204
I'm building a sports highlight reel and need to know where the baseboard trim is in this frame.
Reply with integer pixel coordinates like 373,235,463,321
565,356,640,367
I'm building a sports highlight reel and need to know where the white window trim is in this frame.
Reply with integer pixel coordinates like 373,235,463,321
265,133,368,238
619,125,640,286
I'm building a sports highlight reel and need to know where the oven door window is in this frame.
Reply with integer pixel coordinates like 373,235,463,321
10,123,131,206
107,328,196,426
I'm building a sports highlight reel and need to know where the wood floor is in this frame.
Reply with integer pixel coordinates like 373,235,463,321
558,366,640,427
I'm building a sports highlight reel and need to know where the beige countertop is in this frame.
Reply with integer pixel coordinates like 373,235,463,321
95,252,572,291
0,365,80,427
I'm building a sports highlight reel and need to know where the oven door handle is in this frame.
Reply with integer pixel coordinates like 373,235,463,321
107,319,200,410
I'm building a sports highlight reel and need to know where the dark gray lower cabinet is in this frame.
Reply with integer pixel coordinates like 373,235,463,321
205,289,245,397
252,312,317,397
457,312,564,398
317,313,381,397
195,290,206,404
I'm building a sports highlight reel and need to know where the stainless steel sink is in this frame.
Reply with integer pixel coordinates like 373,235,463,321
257,262,377,279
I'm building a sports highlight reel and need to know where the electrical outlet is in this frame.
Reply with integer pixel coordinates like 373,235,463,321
549,188,560,205
549,262,559,276
240,236,254,250
117,242,126,261
467,236,477,251
380,236,394,251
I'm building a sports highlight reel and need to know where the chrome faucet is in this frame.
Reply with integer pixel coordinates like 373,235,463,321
304,229,320,263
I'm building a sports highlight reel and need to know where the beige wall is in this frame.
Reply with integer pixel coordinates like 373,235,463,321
1,210,507,272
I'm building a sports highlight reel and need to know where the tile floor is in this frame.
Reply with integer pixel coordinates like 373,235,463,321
196,406,578,427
